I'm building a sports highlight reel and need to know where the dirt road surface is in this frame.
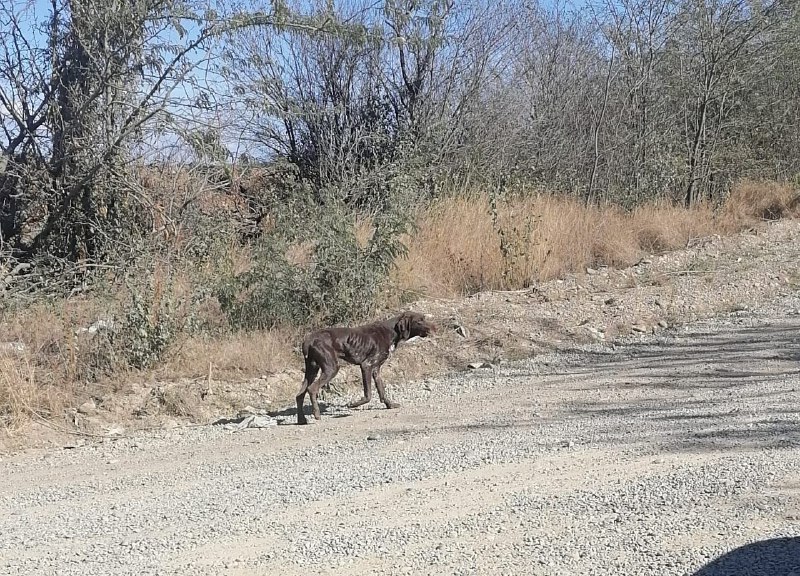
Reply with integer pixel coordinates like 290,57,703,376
3,306,800,575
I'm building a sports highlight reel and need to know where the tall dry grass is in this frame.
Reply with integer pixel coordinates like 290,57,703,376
0,357,40,431
163,328,299,380
719,179,800,226
392,180,800,298
0,299,121,433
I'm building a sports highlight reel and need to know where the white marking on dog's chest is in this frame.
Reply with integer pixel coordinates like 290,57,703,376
388,343,396,355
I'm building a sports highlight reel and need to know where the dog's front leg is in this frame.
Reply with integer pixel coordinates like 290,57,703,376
348,364,373,408
373,365,400,409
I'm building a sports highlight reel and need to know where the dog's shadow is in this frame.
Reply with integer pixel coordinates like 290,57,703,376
268,401,353,424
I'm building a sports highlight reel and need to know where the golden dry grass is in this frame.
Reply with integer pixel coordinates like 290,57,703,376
0,357,40,431
0,299,121,433
163,328,299,381
630,202,717,253
1,300,100,383
720,179,800,228
391,183,797,298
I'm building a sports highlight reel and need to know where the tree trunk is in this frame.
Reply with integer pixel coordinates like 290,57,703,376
685,76,711,208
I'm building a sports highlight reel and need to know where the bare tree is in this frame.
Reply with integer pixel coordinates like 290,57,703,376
0,0,367,296
599,0,679,198
220,0,517,204
668,0,781,205
514,2,606,194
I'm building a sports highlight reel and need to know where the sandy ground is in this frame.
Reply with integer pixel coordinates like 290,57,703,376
2,302,800,575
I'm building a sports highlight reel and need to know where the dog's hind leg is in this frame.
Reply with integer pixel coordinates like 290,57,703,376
296,359,319,425
309,363,338,421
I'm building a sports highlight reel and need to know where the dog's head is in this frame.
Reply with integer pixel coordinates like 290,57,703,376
394,311,437,341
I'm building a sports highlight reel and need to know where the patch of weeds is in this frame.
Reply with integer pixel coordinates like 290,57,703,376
116,269,187,370
489,190,539,288
685,254,713,274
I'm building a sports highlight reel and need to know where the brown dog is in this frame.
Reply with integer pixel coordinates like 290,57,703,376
296,311,436,424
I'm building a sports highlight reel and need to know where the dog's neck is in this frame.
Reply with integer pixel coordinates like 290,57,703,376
384,316,406,349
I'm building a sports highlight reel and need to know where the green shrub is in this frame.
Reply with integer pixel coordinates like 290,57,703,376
117,272,185,370
215,181,409,330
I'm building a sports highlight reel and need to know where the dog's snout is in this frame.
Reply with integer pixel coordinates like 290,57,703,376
417,320,436,335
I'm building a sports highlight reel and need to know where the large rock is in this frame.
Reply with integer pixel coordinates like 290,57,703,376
77,399,97,416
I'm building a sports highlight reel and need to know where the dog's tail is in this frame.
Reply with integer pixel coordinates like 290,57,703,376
301,336,315,360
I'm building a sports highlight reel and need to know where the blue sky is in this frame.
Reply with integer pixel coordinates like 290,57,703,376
1,0,219,159
2,0,597,161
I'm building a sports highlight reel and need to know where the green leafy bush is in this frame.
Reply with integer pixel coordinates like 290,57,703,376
117,273,185,370
215,179,409,330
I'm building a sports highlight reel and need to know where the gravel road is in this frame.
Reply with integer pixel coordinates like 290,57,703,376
3,304,800,575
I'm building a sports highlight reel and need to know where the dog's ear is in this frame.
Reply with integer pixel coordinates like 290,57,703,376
394,312,412,341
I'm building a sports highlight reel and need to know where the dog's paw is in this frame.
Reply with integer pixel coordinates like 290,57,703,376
348,397,370,409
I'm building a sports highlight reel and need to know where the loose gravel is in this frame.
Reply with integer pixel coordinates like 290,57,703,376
3,299,800,575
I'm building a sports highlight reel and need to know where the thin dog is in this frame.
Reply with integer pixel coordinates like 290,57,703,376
296,311,436,424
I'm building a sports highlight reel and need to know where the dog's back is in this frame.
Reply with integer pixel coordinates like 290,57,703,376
303,322,392,365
